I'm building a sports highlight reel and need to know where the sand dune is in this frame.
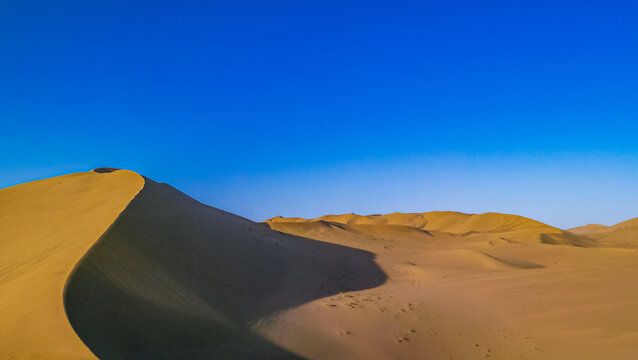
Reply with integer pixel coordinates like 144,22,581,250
2,170,638,359
1,170,383,359
569,217,638,248
568,223,612,234
65,176,384,359
267,211,599,247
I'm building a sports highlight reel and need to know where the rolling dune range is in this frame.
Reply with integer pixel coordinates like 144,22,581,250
264,213,638,359
1,169,638,359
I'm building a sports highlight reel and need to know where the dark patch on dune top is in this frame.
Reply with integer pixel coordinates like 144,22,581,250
64,177,386,360
92,167,120,173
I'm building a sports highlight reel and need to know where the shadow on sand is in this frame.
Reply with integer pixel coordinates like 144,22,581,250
64,177,386,359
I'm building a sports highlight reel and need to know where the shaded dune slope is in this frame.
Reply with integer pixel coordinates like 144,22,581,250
64,177,386,359
0,170,144,359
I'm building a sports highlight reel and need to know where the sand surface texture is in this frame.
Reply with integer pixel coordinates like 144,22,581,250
2,170,638,359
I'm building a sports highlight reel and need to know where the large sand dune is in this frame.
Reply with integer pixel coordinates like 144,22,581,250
2,169,638,359
65,175,384,359
0,169,383,359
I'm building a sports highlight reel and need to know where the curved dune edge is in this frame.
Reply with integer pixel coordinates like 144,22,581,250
0,170,144,359
62,176,386,359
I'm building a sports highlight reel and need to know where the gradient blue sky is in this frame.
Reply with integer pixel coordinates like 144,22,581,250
2,1,638,228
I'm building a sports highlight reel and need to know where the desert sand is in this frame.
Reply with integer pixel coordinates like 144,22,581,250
1,169,638,359
0,169,143,359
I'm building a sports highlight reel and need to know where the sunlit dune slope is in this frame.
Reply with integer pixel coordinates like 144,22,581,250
266,211,598,247
0,169,144,359
570,217,638,248
610,217,638,230
569,223,611,234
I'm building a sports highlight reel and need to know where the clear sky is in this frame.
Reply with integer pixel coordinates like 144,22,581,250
2,1,638,229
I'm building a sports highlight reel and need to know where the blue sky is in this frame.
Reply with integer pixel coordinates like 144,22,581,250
1,1,638,228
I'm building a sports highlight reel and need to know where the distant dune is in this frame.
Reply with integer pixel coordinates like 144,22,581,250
569,217,638,248
266,211,599,247
2,170,638,359
568,223,612,234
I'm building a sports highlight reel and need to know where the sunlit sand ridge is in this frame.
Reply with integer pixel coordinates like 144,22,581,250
0,169,143,359
2,169,638,359
569,218,638,248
